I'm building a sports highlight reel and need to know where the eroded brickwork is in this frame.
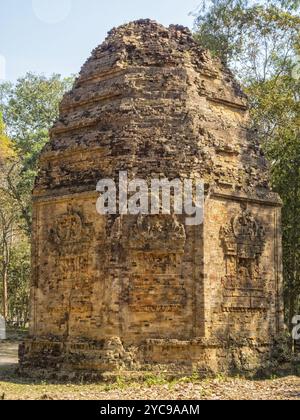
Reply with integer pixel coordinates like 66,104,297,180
19,20,284,378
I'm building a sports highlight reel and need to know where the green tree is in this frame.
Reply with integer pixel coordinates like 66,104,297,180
0,73,73,324
0,73,74,234
0,113,18,320
7,239,31,327
194,0,300,79
0,112,14,164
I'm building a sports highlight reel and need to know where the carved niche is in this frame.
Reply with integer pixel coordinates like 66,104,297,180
49,205,93,254
112,215,187,313
48,205,94,277
220,205,268,312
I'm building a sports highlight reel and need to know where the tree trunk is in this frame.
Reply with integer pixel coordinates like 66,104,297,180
2,263,8,320
1,226,12,322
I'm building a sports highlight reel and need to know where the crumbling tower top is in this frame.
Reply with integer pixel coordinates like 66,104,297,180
37,19,271,201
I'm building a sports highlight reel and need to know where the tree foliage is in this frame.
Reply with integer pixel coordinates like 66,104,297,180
0,73,73,324
0,73,73,233
194,1,300,75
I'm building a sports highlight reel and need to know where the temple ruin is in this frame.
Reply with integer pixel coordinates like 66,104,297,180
20,20,284,378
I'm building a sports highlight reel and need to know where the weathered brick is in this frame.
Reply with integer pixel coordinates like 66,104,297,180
20,20,284,378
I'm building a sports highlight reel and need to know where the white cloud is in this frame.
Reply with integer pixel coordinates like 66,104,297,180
32,0,73,25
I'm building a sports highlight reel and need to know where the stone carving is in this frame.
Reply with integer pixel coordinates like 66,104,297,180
220,205,267,311
49,205,94,257
128,215,186,252
220,206,266,287
124,215,187,312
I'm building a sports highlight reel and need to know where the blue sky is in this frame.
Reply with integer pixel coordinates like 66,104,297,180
0,0,200,82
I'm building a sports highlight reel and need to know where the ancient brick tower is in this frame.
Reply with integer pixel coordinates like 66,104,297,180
20,20,284,378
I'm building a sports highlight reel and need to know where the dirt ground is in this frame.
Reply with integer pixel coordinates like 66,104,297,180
0,340,18,367
0,333,299,401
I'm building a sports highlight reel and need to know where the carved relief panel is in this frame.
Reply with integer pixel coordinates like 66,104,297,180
49,204,94,255
220,204,268,312
48,205,94,281
113,215,188,314
45,205,95,336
